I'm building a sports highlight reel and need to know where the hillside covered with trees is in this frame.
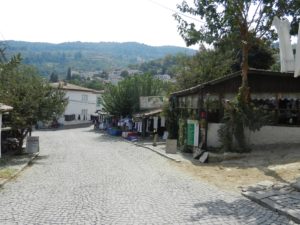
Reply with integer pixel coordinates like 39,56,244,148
2,41,196,77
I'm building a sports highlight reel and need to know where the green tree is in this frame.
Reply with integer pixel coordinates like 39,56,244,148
120,70,129,78
176,48,234,89
100,70,108,79
49,71,59,82
175,0,299,102
102,74,165,116
66,67,72,80
85,80,105,90
216,34,275,71
0,56,67,150
0,43,7,63
175,39,275,90
175,1,299,151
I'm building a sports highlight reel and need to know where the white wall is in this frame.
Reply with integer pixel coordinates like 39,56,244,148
247,126,300,145
59,91,102,124
207,123,300,148
207,123,222,147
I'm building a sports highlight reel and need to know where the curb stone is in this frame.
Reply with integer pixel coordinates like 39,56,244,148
99,132,181,162
134,142,181,163
0,152,39,188
242,183,300,224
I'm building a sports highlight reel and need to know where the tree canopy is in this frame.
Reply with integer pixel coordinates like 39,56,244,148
0,54,67,149
174,1,299,151
102,74,166,117
130,54,189,77
176,47,234,89
175,0,299,100
175,38,275,90
175,0,299,46
66,67,72,80
49,71,59,82
4,41,195,76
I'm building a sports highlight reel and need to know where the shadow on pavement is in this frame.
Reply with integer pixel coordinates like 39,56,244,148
0,153,37,168
190,198,277,224
93,132,125,143
28,155,50,166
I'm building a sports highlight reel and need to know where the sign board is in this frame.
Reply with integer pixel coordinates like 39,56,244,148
26,136,39,153
140,96,165,109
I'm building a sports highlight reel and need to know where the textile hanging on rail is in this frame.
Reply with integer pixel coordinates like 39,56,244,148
272,16,294,72
295,23,300,77
153,117,158,129
160,116,165,127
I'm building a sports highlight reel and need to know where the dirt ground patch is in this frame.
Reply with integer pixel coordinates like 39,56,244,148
172,145,300,193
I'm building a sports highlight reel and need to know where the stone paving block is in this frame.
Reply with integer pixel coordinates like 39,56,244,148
0,127,296,224
291,181,300,192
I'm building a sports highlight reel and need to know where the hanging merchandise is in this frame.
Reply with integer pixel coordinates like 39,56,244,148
138,122,143,132
160,116,166,127
153,116,158,129
146,119,150,132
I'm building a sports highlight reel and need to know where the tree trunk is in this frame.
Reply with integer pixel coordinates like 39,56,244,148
17,128,30,153
240,26,251,103
241,43,249,88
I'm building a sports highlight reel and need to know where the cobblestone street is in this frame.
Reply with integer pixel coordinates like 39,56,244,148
0,127,296,224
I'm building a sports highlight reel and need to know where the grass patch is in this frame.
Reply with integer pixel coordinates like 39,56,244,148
0,168,17,179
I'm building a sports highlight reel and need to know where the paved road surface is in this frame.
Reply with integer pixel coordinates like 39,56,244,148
0,127,295,224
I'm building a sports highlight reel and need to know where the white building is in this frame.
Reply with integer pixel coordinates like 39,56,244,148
154,74,172,81
51,82,104,126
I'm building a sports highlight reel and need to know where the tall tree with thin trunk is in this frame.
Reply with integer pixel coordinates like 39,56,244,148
175,0,299,102
49,71,59,82
66,67,72,80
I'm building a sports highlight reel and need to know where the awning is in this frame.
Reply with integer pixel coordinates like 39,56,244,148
0,103,13,112
133,108,163,118
95,109,109,115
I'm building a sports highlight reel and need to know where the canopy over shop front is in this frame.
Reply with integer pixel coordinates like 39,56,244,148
0,104,13,113
133,108,166,137
133,108,163,118
172,69,300,98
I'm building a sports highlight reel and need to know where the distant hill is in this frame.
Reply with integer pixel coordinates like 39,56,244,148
2,40,196,77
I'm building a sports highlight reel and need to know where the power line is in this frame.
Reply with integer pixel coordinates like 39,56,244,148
146,0,204,23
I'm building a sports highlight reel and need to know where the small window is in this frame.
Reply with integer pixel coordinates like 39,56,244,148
82,94,88,102
97,97,102,107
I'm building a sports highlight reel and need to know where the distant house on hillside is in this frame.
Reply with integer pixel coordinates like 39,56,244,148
50,82,104,126
108,70,123,85
154,74,172,81
128,69,142,76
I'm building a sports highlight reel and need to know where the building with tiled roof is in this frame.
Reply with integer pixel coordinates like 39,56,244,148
50,82,104,126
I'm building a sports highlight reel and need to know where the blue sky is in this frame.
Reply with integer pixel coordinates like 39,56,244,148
0,0,199,49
